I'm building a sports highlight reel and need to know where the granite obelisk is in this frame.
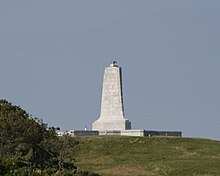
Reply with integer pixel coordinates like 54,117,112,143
92,61,131,131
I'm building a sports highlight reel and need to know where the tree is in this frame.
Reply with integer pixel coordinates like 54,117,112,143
0,99,100,176
0,99,78,175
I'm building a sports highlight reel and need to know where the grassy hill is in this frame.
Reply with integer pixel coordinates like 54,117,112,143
73,136,220,176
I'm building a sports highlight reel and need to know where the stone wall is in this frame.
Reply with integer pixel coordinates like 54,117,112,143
65,130,182,137
144,130,182,137
67,130,99,137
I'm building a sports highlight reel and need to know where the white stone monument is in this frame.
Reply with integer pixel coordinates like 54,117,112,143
92,61,131,131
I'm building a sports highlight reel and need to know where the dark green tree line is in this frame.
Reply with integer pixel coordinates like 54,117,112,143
0,99,78,176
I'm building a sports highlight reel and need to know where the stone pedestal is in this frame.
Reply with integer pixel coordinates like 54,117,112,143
92,61,131,130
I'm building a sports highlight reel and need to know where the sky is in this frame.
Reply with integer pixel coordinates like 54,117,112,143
0,0,220,140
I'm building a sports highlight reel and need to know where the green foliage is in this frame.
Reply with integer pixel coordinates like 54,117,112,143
74,136,220,176
0,99,78,175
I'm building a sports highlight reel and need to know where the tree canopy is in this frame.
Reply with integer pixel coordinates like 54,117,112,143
0,99,80,176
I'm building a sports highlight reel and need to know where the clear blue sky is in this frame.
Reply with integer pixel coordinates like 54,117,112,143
0,1,219,140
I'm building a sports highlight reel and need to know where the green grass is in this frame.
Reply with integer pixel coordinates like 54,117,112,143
72,136,220,176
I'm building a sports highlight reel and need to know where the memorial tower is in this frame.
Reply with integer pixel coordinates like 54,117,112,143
92,61,131,131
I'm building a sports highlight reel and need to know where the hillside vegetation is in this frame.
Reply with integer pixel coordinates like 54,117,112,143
0,100,99,176
74,136,220,176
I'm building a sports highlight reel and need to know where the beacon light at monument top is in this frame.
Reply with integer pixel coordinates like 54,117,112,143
92,61,131,131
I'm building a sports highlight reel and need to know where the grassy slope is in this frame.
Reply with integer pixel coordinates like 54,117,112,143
73,136,220,176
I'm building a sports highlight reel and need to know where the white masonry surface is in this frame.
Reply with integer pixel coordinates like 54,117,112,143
92,61,131,130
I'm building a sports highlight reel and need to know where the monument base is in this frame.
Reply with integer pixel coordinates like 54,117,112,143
98,130,145,136
67,130,99,137
92,118,131,131
64,129,182,137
